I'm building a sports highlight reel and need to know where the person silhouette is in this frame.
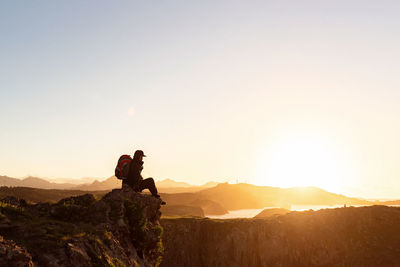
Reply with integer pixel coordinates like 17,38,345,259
123,150,165,205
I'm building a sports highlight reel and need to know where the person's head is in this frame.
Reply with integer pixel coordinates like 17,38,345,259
133,150,146,161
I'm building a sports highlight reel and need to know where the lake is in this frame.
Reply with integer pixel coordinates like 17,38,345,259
207,204,365,219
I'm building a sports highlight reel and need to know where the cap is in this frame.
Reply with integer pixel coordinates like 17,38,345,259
134,150,146,158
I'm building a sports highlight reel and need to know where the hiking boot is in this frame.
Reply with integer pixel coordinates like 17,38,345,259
153,194,166,205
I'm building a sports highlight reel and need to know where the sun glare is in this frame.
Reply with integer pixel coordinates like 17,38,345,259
255,132,352,193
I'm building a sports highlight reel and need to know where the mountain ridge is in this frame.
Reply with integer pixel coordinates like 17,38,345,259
0,175,219,192
1,176,400,214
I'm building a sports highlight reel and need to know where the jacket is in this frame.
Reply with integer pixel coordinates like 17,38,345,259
126,159,143,189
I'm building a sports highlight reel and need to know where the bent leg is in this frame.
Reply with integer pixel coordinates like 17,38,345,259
139,178,158,196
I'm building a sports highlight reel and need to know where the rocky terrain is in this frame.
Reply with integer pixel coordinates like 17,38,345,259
0,189,163,266
1,182,396,218
162,205,400,267
1,188,400,267
0,236,34,266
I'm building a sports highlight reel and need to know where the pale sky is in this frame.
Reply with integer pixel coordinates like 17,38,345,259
1,1,400,199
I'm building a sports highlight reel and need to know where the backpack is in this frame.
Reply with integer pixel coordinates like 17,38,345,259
115,155,132,180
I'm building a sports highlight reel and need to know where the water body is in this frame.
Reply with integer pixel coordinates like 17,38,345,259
206,204,384,219
207,208,269,219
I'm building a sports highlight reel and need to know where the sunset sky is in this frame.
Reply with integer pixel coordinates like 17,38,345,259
1,1,400,199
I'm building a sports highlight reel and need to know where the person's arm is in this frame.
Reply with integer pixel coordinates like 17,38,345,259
138,161,144,180
128,160,142,183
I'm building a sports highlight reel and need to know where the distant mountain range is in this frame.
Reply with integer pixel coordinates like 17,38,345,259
157,179,192,188
1,176,399,217
71,176,219,192
0,176,78,190
46,177,101,184
0,175,218,192
160,183,376,214
1,175,399,217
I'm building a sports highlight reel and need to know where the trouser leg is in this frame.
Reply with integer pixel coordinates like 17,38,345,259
139,178,158,196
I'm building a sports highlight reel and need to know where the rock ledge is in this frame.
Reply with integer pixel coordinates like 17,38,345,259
0,188,163,267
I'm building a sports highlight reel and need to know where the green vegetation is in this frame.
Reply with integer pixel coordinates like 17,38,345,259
0,202,32,221
85,236,111,267
51,194,96,222
124,198,163,265
106,198,123,221
0,200,95,257
124,198,149,250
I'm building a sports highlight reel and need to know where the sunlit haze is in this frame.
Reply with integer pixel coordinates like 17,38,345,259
1,1,400,199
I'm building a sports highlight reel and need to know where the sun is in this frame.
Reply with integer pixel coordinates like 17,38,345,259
255,132,352,193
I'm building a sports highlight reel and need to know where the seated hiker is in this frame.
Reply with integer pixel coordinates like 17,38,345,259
123,150,165,204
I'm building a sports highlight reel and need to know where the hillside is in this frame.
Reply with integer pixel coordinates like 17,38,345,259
162,205,400,266
0,175,113,191
72,177,198,192
0,187,108,203
160,183,373,216
156,179,192,188
0,176,375,212
253,208,290,218
156,180,220,193
196,183,370,210
72,176,121,191
0,182,392,219
0,187,222,218
0,184,384,218
372,199,400,206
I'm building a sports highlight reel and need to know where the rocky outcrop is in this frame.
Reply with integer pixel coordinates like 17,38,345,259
0,236,34,267
253,208,290,218
0,189,164,266
161,205,400,267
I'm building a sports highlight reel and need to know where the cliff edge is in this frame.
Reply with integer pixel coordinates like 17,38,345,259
162,205,400,267
0,189,164,267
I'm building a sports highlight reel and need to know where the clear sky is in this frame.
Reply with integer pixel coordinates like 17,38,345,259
1,1,400,199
